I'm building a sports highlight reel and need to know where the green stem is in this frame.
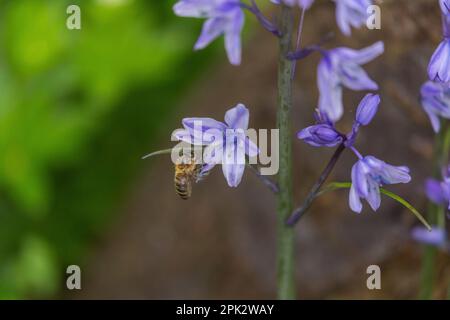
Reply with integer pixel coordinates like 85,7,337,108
276,5,295,300
420,126,450,299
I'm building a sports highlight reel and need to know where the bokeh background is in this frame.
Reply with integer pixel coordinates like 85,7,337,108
0,0,449,299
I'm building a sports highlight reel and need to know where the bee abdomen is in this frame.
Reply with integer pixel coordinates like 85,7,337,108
174,175,192,200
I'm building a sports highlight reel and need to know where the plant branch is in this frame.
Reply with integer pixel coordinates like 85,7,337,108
247,164,280,194
240,1,282,37
286,143,345,226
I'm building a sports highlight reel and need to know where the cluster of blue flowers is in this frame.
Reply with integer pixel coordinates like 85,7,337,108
174,0,416,212
174,0,376,65
412,0,450,250
421,0,450,132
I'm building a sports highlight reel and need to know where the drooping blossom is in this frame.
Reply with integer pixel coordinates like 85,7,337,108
349,156,411,213
271,0,315,10
428,0,450,83
174,104,259,187
412,226,447,248
173,0,244,65
334,0,373,36
297,110,343,147
425,166,450,209
317,41,384,122
420,81,450,132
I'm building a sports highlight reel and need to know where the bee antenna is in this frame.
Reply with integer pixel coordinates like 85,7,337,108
141,148,174,160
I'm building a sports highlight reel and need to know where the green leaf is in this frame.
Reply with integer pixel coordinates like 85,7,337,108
320,182,432,231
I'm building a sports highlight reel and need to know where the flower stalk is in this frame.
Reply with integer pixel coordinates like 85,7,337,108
286,143,345,226
276,4,296,300
420,125,450,299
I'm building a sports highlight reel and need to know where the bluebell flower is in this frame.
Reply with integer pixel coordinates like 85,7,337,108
271,0,315,10
428,0,450,83
174,104,259,187
297,110,343,147
349,156,411,213
424,165,450,209
173,0,244,65
317,41,384,122
334,0,373,36
428,40,450,83
420,81,450,132
412,226,447,248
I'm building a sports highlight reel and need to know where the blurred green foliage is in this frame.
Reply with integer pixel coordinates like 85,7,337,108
0,0,215,298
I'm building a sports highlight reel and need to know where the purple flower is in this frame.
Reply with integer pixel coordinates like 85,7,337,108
271,0,315,10
346,93,380,147
297,110,343,147
420,81,450,132
428,39,450,83
349,156,411,213
427,1,450,83
334,0,373,36
442,0,450,30
424,166,450,209
297,123,343,147
412,226,447,248
174,104,259,187
318,41,384,122
173,0,244,65
355,93,380,125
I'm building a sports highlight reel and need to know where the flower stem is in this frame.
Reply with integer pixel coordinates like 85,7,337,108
276,4,295,300
247,164,280,194
286,143,346,226
420,126,450,299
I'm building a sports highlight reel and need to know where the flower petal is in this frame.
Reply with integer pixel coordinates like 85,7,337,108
222,136,245,187
224,10,244,65
365,176,381,211
352,160,369,197
224,103,249,129
428,39,450,83
425,178,447,205
339,62,378,91
182,117,226,144
173,0,214,18
349,182,363,213
336,41,385,65
355,93,380,125
317,57,344,122
412,226,446,247
244,137,259,157
194,17,227,50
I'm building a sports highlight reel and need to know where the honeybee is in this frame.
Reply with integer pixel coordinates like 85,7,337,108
174,153,208,200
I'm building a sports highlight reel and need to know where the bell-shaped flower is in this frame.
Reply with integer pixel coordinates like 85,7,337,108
334,0,373,36
428,1,450,83
271,0,314,10
297,109,343,147
349,156,411,213
317,41,384,122
420,81,450,132
428,39,450,83
173,0,244,65
412,226,447,248
174,104,259,187
424,166,450,209
297,124,343,147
